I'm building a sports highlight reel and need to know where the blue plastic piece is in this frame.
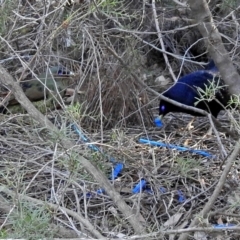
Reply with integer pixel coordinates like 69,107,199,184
132,179,147,194
154,117,163,127
177,190,186,203
110,163,124,180
139,138,214,158
72,124,125,172
213,224,235,229
85,192,92,198
71,123,125,192
71,124,102,152
85,188,106,198
159,187,167,193
96,188,105,194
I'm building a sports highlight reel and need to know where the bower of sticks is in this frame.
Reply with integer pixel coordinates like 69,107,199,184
0,1,240,239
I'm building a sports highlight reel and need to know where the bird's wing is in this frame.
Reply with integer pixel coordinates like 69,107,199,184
174,71,215,105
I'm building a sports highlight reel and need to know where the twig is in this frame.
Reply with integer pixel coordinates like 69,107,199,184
152,0,177,82
187,0,240,96
0,185,105,239
172,0,187,7
0,64,147,236
106,45,238,139
207,114,227,158
0,55,31,64
178,138,240,240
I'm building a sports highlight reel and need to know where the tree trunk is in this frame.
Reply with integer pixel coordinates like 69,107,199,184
187,0,240,96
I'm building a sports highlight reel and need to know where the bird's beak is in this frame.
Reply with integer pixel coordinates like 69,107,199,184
154,114,164,127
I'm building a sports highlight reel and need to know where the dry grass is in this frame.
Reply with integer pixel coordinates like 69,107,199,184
0,112,240,239
0,0,240,239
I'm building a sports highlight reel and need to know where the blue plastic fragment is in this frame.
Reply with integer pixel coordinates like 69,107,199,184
159,187,167,193
213,224,235,229
139,138,214,158
110,162,124,180
85,188,106,198
177,190,186,203
132,179,147,194
71,123,125,194
71,124,102,152
135,185,187,203
85,192,92,198
72,124,124,173
154,117,163,127
96,188,105,194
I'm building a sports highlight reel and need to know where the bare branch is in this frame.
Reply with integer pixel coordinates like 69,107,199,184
178,137,240,240
0,64,147,235
187,0,240,95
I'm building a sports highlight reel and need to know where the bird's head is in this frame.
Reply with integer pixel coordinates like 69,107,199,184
154,100,169,127
158,100,169,120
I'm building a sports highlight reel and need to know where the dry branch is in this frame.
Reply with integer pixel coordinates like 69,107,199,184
187,0,240,95
178,138,240,240
0,64,147,236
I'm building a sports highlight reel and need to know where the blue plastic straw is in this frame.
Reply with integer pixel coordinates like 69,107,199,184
71,124,102,152
110,163,124,180
212,224,235,229
132,179,147,194
139,138,214,158
71,124,124,180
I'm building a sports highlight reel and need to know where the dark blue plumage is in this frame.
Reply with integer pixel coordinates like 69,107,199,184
205,59,218,72
159,60,231,118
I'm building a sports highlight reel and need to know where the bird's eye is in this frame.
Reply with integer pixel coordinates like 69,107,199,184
160,105,165,112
